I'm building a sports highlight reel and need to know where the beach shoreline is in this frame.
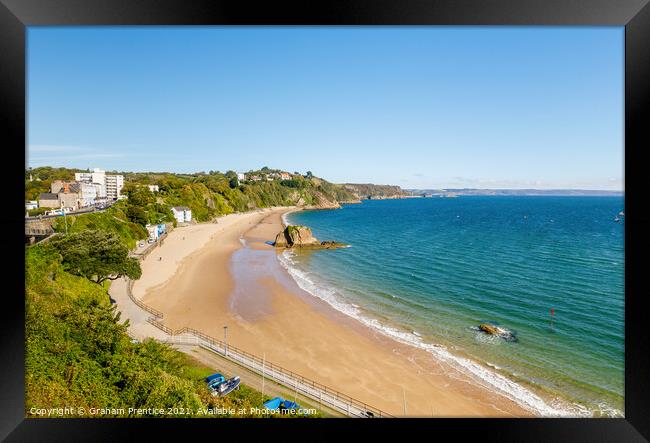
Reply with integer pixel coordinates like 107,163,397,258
133,206,539,417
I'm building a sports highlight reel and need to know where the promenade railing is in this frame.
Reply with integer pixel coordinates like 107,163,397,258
126,279,164,318
124,278,391,418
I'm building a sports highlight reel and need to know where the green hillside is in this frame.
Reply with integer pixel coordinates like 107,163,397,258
25,242,319,418
27,167,358,226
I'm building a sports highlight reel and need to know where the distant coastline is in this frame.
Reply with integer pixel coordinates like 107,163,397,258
404,188,624,197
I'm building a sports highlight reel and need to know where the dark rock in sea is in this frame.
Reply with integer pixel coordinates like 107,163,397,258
478,323,517,342
273,225,348,249
479,323,499,335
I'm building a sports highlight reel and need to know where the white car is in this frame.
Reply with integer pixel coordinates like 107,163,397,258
138,242,145,248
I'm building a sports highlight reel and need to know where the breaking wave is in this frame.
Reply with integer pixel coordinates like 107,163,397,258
277,249,608,417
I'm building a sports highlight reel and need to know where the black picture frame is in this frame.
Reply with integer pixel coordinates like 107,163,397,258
3,0,649,440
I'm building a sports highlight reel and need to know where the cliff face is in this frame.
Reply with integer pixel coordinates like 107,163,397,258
302,191,341,209
343,183,405,200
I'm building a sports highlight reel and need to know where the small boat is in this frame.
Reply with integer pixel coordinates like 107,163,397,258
205,372,224,383
619,211,624,216
282,400,300,410
614,216,620,222
263,396,301,412
206,374,226,389
263,397,284,410
212,376,241,397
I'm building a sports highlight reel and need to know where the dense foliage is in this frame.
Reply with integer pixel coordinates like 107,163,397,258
25,167,78,201
25,245,318,418
49,230,142,285
50,203,147,249
27,167,360,224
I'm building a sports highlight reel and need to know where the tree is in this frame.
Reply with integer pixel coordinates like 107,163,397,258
126,205,148,226
229,177,239,189
50,230,142,285
305,171,313,179
126,187,154,207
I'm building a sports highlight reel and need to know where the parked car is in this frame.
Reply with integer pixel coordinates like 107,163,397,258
138,242,145,248
147,238,155,244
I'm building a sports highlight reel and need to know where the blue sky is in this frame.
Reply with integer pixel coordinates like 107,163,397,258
27,27,623,190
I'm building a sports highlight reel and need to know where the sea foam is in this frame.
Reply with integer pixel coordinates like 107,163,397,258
277,249,600,417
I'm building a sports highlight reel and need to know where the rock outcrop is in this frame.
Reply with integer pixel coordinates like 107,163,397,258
478,324,499,335
478,323,517,342
273,225,348,249
343,183,406,200
301,191,341,210
339,199,362,204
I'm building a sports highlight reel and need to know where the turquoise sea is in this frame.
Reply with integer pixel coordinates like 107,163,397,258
283,196,624,416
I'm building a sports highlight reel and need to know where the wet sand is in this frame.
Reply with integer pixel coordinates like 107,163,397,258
138,207,531,417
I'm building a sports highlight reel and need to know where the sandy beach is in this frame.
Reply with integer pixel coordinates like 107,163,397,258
135,207,531,417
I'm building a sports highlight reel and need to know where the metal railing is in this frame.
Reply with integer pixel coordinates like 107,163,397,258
123,278,391,418
25,227,54,236
126,279,164,318
150,319,391,418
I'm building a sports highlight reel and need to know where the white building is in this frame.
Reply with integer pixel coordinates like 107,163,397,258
237,173,245,181
147,185,159,193
74,171,92,182
92,183,107,202
25,200,38,210
146,223,167,240
171,206,192,224
78,182,98,207
105,174,124,200
75,168,107,198
146,224,159,240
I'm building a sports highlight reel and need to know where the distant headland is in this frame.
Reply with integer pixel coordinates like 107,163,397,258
404,188,624,197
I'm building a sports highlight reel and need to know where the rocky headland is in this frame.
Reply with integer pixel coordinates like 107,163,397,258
273,225,348,249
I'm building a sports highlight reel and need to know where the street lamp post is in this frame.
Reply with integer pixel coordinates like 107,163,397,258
62,204,68,235
223,325,228,356
262,352,266,399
